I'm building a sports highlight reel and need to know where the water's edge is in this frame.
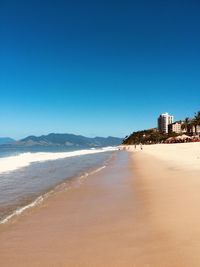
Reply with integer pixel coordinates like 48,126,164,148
0,151,117,225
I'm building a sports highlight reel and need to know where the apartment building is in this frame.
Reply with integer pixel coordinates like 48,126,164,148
158,113,174,133
168,121,186,134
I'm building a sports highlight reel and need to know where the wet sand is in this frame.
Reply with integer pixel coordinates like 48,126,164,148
0,151,146,267
1,147,200,266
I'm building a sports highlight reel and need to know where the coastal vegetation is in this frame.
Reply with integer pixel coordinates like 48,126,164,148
181,111,200,134
122,129,178,145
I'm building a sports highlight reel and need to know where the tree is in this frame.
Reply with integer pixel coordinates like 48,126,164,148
193,111,200,135
181,117,192,134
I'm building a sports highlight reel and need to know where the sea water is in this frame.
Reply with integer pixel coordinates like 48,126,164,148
0,146,117,224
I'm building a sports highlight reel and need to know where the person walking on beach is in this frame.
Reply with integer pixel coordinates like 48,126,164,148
140,143,143,150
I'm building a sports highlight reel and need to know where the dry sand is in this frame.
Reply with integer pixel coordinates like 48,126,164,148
0,144,200,266
130,142,200,170
129,143,200,266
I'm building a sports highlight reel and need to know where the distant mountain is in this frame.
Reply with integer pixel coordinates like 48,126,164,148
15,133,122,147
0,137,15,145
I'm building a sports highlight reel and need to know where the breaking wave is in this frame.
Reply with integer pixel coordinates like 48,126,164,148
0,147,117,175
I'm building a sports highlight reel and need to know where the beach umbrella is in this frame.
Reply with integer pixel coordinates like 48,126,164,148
165,137,176,143
166,137,173,141
181,134,192,140
175,135,192,140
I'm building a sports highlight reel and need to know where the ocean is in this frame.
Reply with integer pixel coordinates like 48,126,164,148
0,145,117,224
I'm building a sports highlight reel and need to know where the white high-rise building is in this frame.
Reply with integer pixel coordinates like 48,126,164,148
158,113,174,133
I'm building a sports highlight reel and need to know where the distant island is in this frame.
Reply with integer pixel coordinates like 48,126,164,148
0,137,16,145
0,133,122,147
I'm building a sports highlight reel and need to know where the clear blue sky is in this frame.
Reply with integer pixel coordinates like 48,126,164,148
0,0,200,139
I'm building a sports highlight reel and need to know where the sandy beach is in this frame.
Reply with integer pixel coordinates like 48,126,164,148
1,144,200,266
130,143,200,266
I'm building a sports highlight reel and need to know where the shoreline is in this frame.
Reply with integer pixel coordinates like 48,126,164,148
0,151,149,267
0,158,113,226
0,146,117,175
1,144,200,266
0,149,116,226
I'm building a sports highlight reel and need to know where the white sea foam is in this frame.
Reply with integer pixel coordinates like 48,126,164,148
90,165,106,174
0,196,44,224
79,166,106,184
0,147,117,175
0,164,107,225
